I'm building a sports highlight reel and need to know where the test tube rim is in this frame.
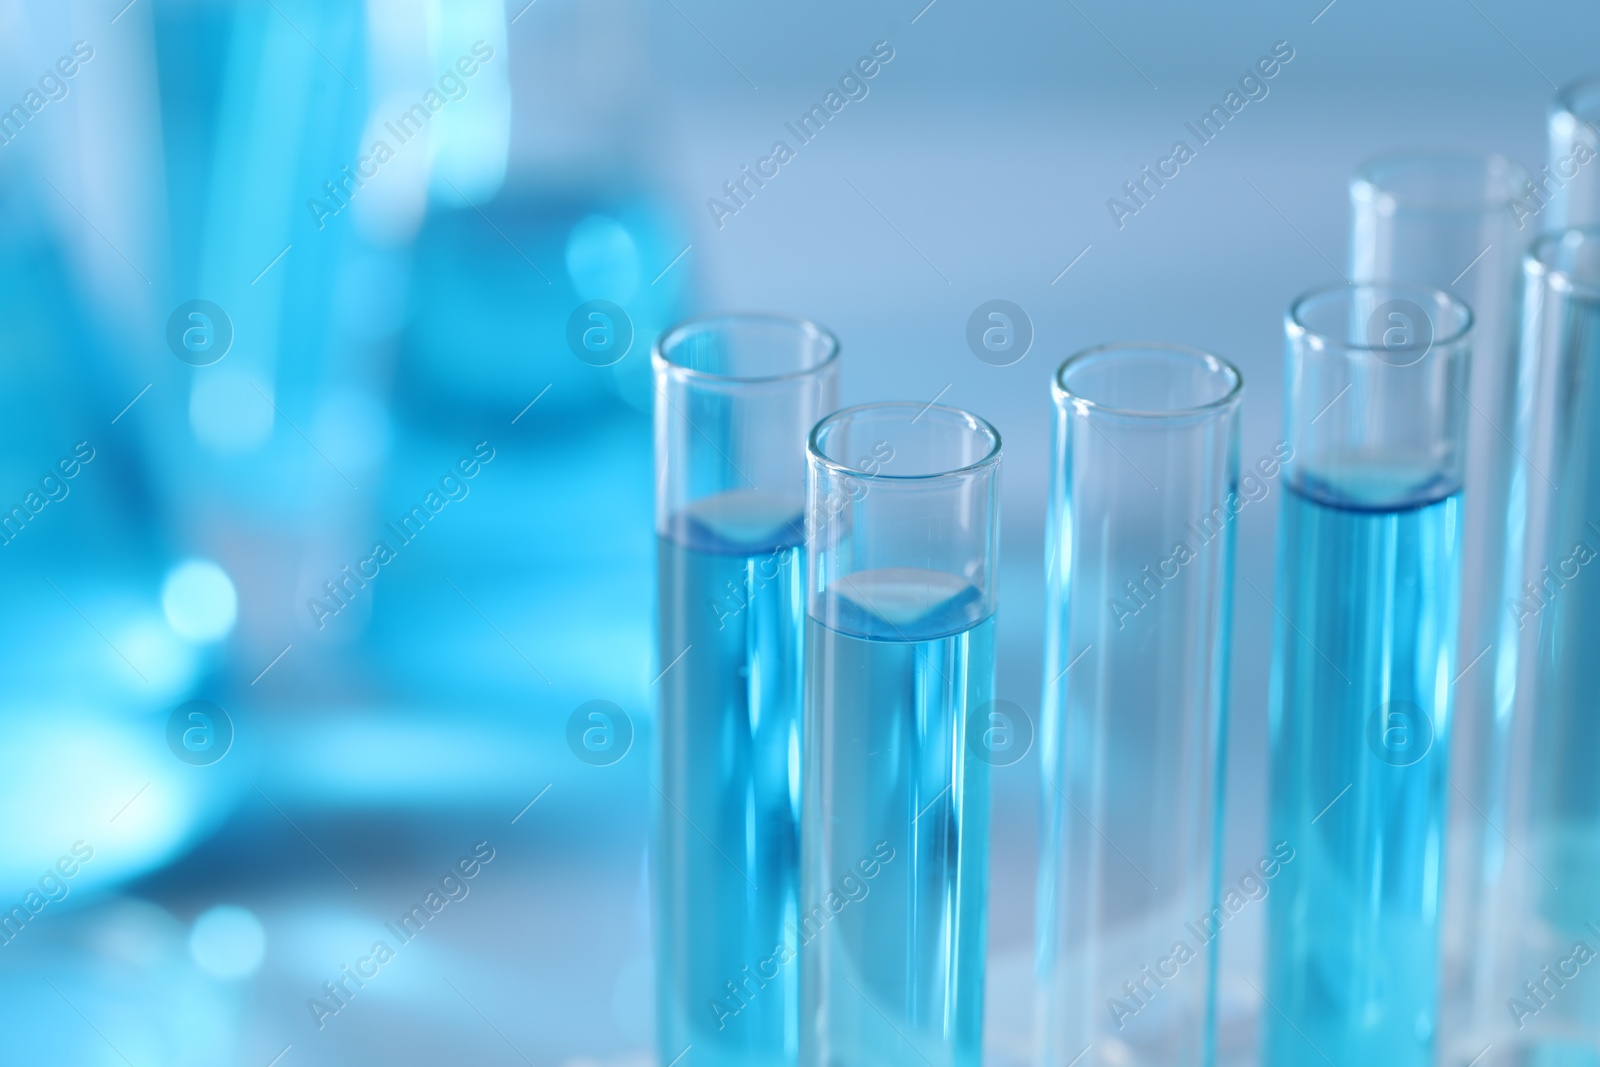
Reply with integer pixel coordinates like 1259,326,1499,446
807,401,1002,482
1288,282,1473,355
1052,341,1243,422
652,312,841,386
1350,148,1530,217
1553,73,1600,126
1527,225,1600,299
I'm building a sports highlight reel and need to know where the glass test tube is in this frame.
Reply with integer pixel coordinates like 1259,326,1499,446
1263,284,1471,1067
1478,227,1600,1061
1347,151,1530,1044
800,403,1002,1067
1548,77,1600,228
1035,346,1243,1067
653,315,839,1067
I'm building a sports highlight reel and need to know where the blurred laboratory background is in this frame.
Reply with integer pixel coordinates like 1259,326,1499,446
0,0,1592,1063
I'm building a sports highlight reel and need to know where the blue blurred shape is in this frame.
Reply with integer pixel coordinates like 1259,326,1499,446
160,559,239,643
566,213,644,302
187,903,266,981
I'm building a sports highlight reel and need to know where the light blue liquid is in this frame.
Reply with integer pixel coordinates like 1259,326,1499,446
801,567,994,1067
656,490,806,1067
1265,477,1461,1067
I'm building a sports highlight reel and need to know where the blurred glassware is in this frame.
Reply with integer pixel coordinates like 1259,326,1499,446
0,0,691,918
1462,226,1600,1063
1547,75,1600,228
1347,149,1531,1045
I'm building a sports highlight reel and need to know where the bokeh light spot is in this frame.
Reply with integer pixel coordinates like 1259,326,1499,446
190,368,274,453
564,214,640,302
189,904,266,980
162,560,239,643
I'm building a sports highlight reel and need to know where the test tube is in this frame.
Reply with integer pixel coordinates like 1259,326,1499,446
800,402,1002,1067
1547,76,1600,228
1263,284,1472,1067
1469,227,1600,1061
653,315,839,1067
1348,151,1530,1040
1035,345,1243,1067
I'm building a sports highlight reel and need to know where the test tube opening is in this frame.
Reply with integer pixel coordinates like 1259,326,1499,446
1289,282,1473,353
1530,223,1600,293
652,313,839,552
1284,283,1472,509
654,313,839,383
1553,75,1600,133
809,402,1001,479
806,403,1002,642
1054,343,1243,420
1547,77,1600,229
1352,150,1530,217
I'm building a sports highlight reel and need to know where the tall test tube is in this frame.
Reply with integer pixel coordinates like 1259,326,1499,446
1348,151,1530,1042
800,402,1002,1067
1475,227,1600,1061
1035,345,1243,1067
1547,77,1600,229
1263,284,1471,1067
653,315,839,1067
